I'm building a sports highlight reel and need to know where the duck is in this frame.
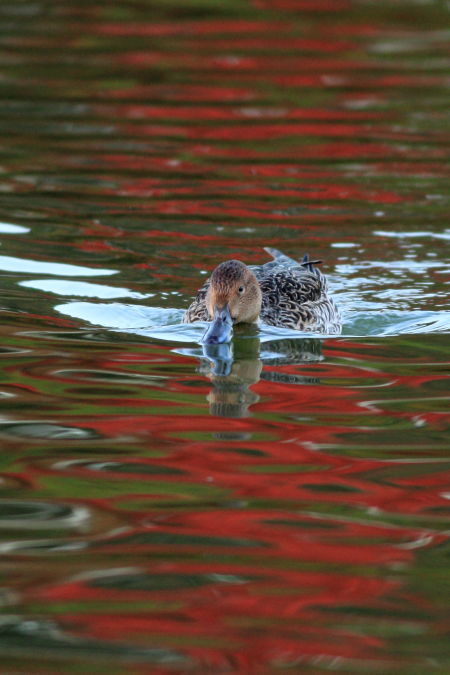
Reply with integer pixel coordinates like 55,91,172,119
183,247,341,343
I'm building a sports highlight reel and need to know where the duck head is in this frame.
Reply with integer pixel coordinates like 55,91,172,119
203,260,262,344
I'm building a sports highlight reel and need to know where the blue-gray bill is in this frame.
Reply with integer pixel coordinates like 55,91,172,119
202,304,233,344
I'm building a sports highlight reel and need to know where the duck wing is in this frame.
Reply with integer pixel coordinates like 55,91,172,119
256,253,340,332
183,280,209,323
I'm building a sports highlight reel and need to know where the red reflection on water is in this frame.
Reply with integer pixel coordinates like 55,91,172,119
96,19,287,37
8,343,449,671
3,0,448,671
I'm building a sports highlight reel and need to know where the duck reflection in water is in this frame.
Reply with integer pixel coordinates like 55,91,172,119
198,329,322,418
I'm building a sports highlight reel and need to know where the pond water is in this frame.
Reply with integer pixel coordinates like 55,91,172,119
0,0,449,673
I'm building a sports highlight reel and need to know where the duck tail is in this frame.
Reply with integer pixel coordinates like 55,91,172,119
264,247,323,272
300,253,323,273
264,247,297,265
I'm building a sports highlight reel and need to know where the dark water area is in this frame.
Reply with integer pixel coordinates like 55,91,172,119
0,0,449,673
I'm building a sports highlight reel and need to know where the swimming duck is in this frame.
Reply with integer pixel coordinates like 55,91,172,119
183,247,341,343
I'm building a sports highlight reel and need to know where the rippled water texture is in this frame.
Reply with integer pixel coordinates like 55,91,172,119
0,0,449,673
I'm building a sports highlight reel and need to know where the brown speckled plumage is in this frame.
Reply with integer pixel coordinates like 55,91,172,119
183,248,341,334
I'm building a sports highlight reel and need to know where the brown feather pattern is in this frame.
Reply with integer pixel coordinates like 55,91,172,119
183,248,341,334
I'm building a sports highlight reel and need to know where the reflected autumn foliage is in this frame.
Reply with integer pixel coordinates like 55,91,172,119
1,331,448,671
0,0,448,671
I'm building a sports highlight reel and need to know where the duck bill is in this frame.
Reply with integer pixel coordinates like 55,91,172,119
202,304,233,344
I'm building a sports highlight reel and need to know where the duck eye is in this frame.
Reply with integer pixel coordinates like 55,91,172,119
238,286,245,294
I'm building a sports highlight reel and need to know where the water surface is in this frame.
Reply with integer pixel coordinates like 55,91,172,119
0,0,449,673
